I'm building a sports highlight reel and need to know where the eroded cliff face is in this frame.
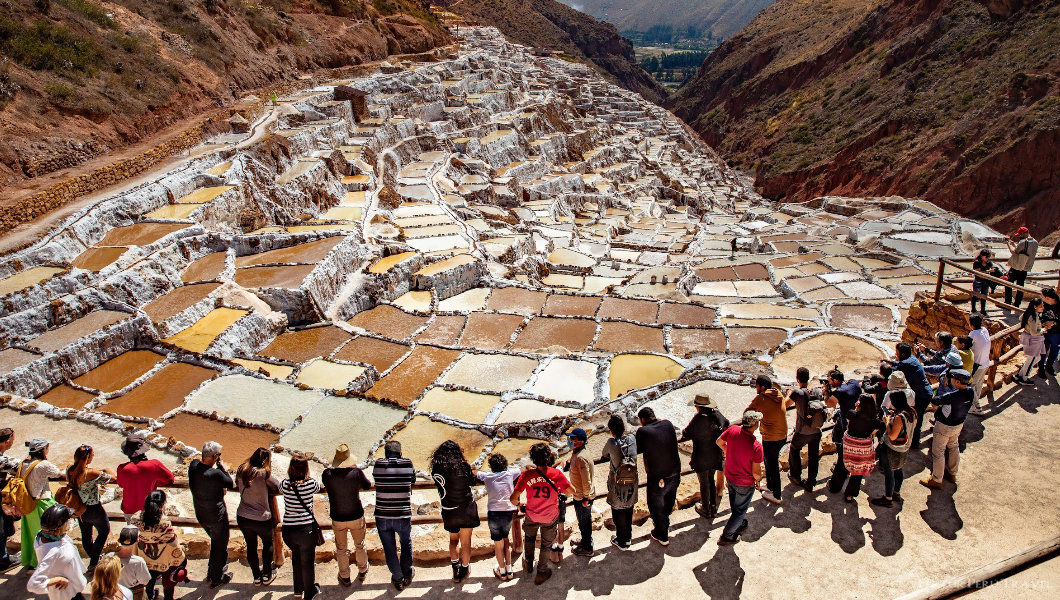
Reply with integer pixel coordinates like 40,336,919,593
669,0,1060,242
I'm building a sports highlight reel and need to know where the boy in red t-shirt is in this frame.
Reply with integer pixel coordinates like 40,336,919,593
511,443,570,585
716,411,764,545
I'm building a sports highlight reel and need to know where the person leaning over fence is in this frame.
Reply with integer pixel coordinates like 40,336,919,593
475,453,521,581
635,406,681,546
66,445,114,571
188,441,233,589
430,440,479,585
511,442,571,585
0,427,20,571
116,434,173,524
716,411,764,546
595,415,638,550
785,368,824,494
27,504,87,600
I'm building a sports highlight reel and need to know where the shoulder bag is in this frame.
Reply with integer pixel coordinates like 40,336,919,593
290,482,324,547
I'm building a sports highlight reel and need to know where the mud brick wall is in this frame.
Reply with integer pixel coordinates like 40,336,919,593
902,298,1017,357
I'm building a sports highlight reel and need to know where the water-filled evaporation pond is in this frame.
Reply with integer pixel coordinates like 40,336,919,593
234,264,316,289
181,252,227,283
96,223,187,247
72,350,165,393
530,359,599,404
0,348,40,375
260,325,352,363
608,354,684,400
0,267,64,296
770,333,888,384
102,363,219,418
380,416,491,468
163,308,247,353
279,395,406,464
366,346,460,408
235,237,343,268
231,358,295,379
294,359,366,390
642,379,758,429
184,374,323,428
439,353,539,392
157,412,278,464
70,246,127,272
368,252,418,274
37,384,97,409
494,399,581,424
142,283,221,324
415,387,500,423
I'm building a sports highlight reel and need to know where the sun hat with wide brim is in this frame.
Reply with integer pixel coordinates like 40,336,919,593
331,444,358,468
691,394,718,409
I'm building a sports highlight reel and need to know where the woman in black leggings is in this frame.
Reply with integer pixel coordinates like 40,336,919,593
66,445,113,569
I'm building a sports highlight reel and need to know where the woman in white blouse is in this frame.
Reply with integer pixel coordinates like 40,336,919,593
27,504,87,600
20,437,62,568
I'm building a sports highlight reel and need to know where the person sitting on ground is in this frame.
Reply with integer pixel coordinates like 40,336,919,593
785,369,823,494
968,314,992,415
564,428,595,557
1014,298,1049,386
188,441,233,589
635,406,681,546
872,391,916,508
322,444,372,587
116,434,173,524
823,368,862,493
27,504,87,600
921,370,975,490
90,555,131,600
114,527,150,600
596,415,639,550
19,437,62,569
372,441,416,591
132,491,187,600
475,453,521,581
917,331,955,367
430,440,479,585
511,443,571,585
891,342,934,449
680,394,730,519
716,411,764,546
837,395,883,503
235,447,281,587
67,445,114,571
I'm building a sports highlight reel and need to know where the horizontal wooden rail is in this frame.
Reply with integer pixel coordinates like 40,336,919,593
938,258,1044,297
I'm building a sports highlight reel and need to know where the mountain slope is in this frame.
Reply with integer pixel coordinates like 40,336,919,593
439,0,667,104
559,0,775,40
0,0,448,186
669,0,1060,239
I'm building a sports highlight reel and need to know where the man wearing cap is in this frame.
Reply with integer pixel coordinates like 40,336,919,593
116,433,174,523
1005,226,1038,308
322,444,372,586
921,370,975,490
564,428,595,556
716,411,764,545
679,394,730,520
746,375,785,505
115,527,151,600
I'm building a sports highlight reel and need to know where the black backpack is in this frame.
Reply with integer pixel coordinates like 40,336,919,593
803,388,828,430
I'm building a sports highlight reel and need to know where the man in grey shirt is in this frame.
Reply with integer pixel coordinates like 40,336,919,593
1006,226,1038,307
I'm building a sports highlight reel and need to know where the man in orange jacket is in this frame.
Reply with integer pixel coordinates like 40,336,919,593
745,375,786,505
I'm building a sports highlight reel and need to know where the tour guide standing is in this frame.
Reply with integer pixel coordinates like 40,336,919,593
746,375,785,505
921,370,975,490
188,441,234,589
716,411,765,545
635,406,681,546
679,394,729,520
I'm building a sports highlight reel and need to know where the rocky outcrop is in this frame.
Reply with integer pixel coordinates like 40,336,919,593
669,0,1060,243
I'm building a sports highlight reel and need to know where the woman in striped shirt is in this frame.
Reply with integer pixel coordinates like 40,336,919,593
280,454,320,600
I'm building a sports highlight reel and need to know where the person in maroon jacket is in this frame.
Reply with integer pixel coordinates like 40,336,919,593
116,433,174,523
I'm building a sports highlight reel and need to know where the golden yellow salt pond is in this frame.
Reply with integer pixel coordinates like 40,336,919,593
0,267,64,296
391,291,433,313
163,307,247,353
608,353,684,400
175,186,235,204
380,416,491,467
413,253,476,277
146,204,200,220
415,387,499,423
294,359,367,390
232,358,295,379
369,252,418,274
204,162,232,176
315,206,362,221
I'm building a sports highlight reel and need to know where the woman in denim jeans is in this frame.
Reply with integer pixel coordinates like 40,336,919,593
1041,288,1060,376
970,249,1000,314
871,391,915,507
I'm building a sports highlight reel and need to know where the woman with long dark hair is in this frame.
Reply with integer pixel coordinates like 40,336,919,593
838,395,883,503
67,445,114,570
871,391,916,507
235,448,280,586
1014,297,1049,385
280,453,320,600
132,491,186,600
430,440,479,584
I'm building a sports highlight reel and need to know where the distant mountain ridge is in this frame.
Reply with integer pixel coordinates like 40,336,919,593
669,0,1060,240
438,0,667,104
559,0,775,40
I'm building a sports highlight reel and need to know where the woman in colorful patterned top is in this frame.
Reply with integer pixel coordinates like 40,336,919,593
132,491,186,600
66,445,114,569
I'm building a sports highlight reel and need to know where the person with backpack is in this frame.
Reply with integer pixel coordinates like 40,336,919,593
26,504,86,600
595,415,638,550
511,442,571,585
746,375,785,505
564,428,595,557
871,390,916,507
635,406,681,545
116,433,173,524
65,445,114,571
679,395,729,519
322,444,372,587
429,440,479,585
131,491,187,600
0,427,19,571
786,368,825,493
9,437,62,569
716,411,764,546
891,343,934,449
1005,226,1038,308
475,453,521,581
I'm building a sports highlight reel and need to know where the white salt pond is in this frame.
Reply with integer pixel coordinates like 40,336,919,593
185,375,323,429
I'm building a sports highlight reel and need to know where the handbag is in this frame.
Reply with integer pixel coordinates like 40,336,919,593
290,482,325,547
55,484,86,518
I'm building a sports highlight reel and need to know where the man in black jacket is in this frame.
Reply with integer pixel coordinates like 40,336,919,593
636,406,680,546
679,395,729,521
189,441,234,588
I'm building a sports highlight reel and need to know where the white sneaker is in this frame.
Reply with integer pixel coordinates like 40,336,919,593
968,407,985,416
761,490,782,505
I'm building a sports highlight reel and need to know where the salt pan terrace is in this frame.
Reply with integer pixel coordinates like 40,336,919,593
0,27,1056,515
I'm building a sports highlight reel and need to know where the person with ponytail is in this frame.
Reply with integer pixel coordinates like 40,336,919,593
27,504,87,600
90,555,131,600
131,491,186,600
67,445,114,570
235,447,280,586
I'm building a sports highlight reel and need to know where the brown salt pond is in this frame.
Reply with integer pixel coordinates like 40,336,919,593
72,350,165,393
96,223,187,247
413,315,466,346
495,399,581,424
608,354,684,400
771,333,887,383
348,305,430,340
490,437,546,463
260,326,352,363
829,305,894,331
102,362,219,418
235,237,343,268
511,317,597,353
37,384,97,409
181,252,227,283
0,348,40,374
457,312,524,349
234,264,315,289
415,387,499,423
27,310,129,352
726,327,789,353
597,297,658,323
594,321,666,353
657,303,716,327
380,416,490,468
142,283,221,323
332,336,410,372
542,294,602,317
70,247,128,272
485,287,547,314
668,328,727,357
156,413,277,463
365,346,460,407
0,267,65,296
162,307,247,353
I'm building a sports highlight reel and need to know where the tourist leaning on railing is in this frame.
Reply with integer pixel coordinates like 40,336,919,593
280,453,320,600
66,445,113,570
372,441,416,591
235,447,281,587
116,433,173,524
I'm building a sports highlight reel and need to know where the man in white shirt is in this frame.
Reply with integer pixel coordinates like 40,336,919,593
968,314,992,415
115,527,150,600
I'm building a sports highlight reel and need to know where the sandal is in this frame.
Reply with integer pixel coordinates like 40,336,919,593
494,567,507,581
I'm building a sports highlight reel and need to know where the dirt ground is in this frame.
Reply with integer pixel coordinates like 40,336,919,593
1,377,1057,599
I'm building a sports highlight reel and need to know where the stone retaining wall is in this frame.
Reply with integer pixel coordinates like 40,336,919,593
902,296,1018,357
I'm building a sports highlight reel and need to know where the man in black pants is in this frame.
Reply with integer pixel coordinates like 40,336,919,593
636,406,681,546
189,441,234,588
1005,226,1038,307
679,394,729,520
823,369,862,494
786,368,822,493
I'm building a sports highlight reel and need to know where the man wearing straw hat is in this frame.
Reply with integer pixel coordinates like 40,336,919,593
679,394,729,521
322,444,372,587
